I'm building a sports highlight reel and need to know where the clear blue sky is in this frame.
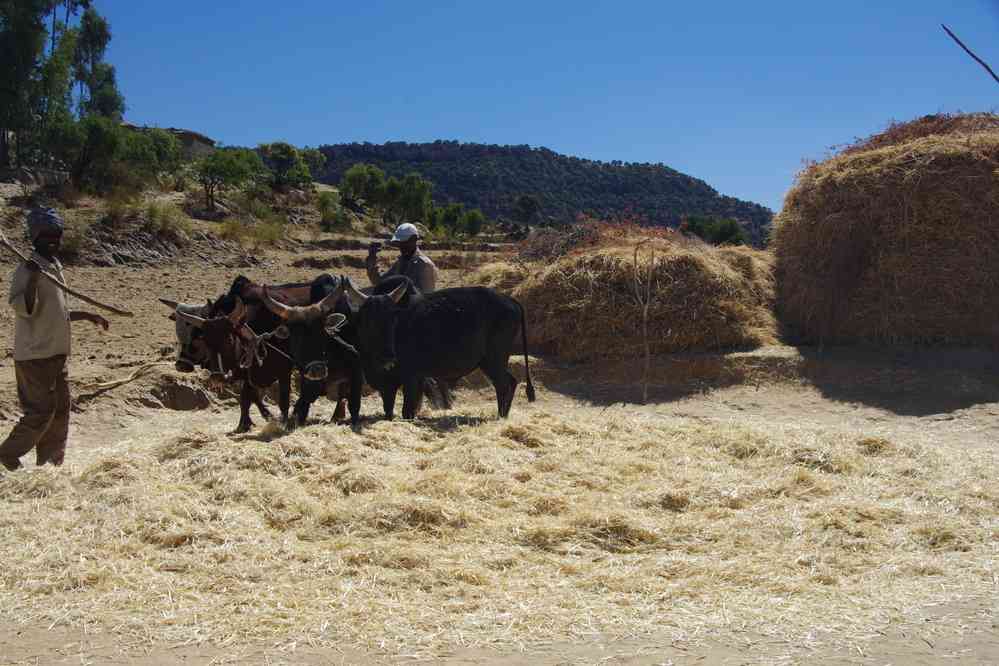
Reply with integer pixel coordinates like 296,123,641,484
99,0,998,212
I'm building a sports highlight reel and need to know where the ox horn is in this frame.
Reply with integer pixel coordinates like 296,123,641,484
343,277,368,306
159,298,180,310
174,309,207,329
261,287,295,321
227,296,247,324
387,281,407,304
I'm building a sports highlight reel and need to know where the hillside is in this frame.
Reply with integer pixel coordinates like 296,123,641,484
314,141,773,245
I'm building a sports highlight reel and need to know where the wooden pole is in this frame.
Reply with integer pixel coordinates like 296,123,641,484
0,228,134,317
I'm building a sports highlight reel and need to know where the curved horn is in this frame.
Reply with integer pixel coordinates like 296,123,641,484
387,280,407,304
227,296,247,324
174,309,207,329
159,298,180,310
343,277,368,306
260,287,294,321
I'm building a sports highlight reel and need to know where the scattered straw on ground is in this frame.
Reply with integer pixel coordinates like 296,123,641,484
470,229,777,361
0,389,995,657
774,114,999,344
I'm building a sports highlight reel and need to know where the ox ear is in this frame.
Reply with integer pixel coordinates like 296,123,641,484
387,281,407,305
159,298,180,310
324,313,347,335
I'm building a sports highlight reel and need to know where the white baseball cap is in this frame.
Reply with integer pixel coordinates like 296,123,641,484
390,223,420,243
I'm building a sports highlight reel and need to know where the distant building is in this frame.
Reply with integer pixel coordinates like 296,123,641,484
121,122,216,160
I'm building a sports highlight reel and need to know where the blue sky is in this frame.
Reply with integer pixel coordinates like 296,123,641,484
99,0,998,211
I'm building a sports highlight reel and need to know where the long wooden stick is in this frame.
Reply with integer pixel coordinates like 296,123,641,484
0,228,134,317
942,24,999,85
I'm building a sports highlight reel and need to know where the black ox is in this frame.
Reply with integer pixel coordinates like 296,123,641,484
341,277,536,419
259,275,453,422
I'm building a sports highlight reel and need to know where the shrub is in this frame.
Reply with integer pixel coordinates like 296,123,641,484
683,216,749,246
218,219,246,242
249,220,284,247
144,202,191,243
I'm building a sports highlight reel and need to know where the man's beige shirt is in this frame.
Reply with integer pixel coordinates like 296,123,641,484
366,249,438,293
8,252,71,361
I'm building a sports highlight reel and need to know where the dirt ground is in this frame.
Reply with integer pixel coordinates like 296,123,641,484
0,209,997,664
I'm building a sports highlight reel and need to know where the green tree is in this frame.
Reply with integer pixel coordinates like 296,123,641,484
460,208,485,237
339,162,385,207
259,141,311,190
513,193,541,225
440,202,464,237
73,5,110,114
684,216,749,246
81,61,123,119
301,147,326,178
195,148,264,210
0,0,49,167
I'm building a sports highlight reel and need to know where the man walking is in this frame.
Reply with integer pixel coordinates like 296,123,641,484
366,222,439,292
0,208,108,471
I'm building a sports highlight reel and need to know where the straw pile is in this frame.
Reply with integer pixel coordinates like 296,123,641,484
1,388,994,658
774,113,999,344
470,229,777,361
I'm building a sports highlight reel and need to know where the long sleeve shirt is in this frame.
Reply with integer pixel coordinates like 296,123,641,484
8,252,71,361
366,249,438,293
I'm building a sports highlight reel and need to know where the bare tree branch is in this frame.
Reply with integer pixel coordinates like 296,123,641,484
942,24,999,86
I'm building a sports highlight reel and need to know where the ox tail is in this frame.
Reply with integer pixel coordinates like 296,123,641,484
515,298,537,402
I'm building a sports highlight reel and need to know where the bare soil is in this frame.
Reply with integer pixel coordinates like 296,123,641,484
0,204,997,665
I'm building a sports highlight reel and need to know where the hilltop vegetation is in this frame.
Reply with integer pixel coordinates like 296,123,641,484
315,141,773,245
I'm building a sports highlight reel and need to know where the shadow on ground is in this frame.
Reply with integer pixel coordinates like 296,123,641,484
508,346,999,417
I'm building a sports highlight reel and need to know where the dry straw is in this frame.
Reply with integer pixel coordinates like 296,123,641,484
1,387,995,657
471,226,777,362
774,113,999,344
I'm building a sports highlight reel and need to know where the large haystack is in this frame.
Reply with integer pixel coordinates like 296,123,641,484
774,115,999,344
470,229,777,362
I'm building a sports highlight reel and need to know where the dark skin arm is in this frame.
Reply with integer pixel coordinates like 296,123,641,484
24,260,109,329
23,260,40,313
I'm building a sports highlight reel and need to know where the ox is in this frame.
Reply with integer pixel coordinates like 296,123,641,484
255,277,364,426
260,276,455,421
342,277,536,420
160,298,274,422
169,275,340,432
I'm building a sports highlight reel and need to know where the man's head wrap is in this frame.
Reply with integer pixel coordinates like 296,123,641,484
27,207,65,242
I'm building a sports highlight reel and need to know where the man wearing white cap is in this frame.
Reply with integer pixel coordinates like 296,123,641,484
0,208,108,472
366,222,438,293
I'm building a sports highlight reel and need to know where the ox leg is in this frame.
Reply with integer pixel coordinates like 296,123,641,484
401,377,425,420
480,362,517,418
235,382,255,433
332,390,347,422
381,384,399,420
348,364,363,426
278,373,291,426
251,387,272,421
293,380,322,427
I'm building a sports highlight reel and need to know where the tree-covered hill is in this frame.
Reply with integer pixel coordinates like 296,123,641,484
314,141,773,244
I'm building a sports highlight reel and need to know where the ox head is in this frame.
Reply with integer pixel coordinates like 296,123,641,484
170,294,250,382
160,297,215,373
342,275,410,372
258,282,347,382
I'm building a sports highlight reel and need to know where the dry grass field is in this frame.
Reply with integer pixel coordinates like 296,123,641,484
0,189,997,664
